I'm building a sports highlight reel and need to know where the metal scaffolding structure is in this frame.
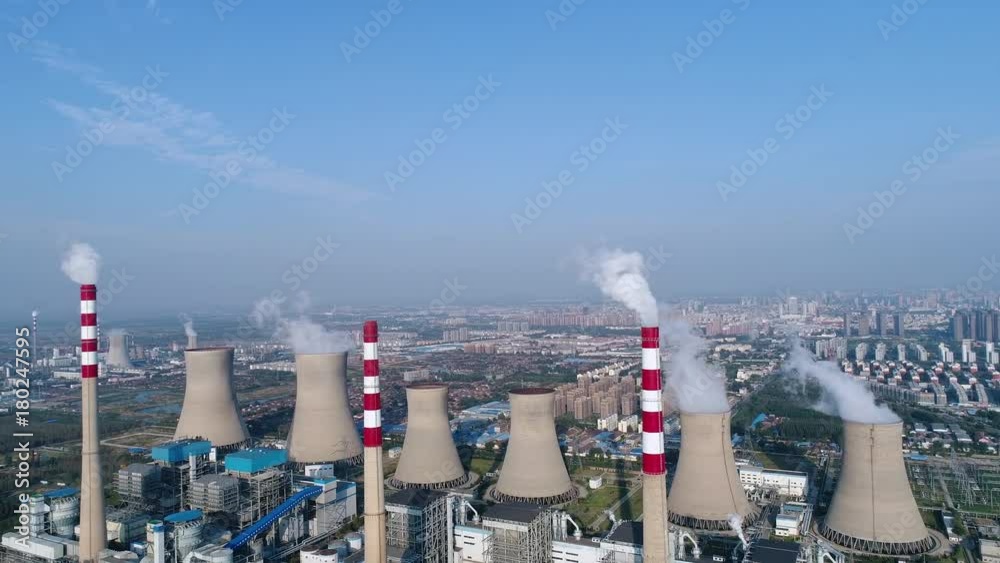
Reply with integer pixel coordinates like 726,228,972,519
906,454,1000,514
385,490,451,563
236,469,292,527
482,504,552,563
188,474,241,514
116,463,163,511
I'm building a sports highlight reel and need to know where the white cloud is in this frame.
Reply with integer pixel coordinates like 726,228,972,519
32,41,371,202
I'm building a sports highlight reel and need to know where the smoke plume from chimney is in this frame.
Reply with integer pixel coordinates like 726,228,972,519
578,248,658,326
61,243,100,285
785,344,899,424
661,314,729,414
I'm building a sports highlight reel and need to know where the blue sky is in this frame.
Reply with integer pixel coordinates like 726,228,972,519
1,0,998,320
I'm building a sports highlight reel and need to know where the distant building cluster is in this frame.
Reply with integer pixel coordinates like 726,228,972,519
527,309,637,327
442,328,470,342
552,368,637,422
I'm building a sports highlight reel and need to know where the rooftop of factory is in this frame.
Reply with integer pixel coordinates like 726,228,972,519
194,474,240,487
745,539,802,563
386,488,447,509
225,447,288,473
605,521,642,546
164,510,203,523
482,502,546,524
152,439,212,463
44,487,79,499
460,400,511,420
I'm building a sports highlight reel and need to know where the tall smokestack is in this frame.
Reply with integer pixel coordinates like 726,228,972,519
362,320,386,563
668,411,755,530
187,334,198,349
287,353,363,464
390,384,469,489
174,348,249,451
79,285,106,562
491,388,577,504
31,310,38,367
820,421,934,556
640,326,669,563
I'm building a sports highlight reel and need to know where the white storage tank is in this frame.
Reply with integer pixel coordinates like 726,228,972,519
49,491,81,538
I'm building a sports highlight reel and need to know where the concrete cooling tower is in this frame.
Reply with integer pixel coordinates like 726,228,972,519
287,353,363,465
669,411,756,531
491,388,577,505
106,331,132,369
820,421,935,556
390,384,470,490
174,348,250,451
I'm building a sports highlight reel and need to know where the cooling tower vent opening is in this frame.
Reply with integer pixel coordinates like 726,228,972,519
406,383,448,390
509,387,553,395
185,347,233,352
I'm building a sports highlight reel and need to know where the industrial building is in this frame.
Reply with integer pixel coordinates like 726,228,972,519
737,467,808,499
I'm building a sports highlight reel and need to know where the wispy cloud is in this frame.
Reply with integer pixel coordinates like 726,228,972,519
32,40,371,202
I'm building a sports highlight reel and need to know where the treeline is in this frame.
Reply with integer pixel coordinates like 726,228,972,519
0,410,135,453
733,379,842,442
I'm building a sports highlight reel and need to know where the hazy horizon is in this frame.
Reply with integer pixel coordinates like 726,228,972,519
3,1,998,318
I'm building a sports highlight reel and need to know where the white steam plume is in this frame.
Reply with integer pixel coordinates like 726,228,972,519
278,317,353,354
662,314,730,414
785,344,900,424
60,243,100,285
578,248,658,326
253,293,352,354
179,313,197,337
728,514,748,548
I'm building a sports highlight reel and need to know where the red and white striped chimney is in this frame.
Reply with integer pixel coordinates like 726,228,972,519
81,287,98,378
641,325,669,563
641,326,665,474
79,285,107,562
363,321,382,448
362,320,386,563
